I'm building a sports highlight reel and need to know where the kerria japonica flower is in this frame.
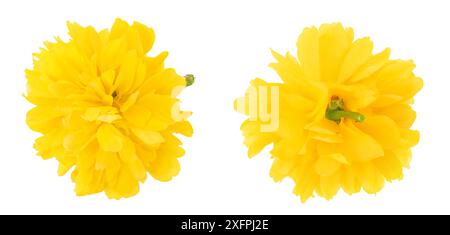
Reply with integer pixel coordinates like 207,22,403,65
235,23,423,202
25,18,194,199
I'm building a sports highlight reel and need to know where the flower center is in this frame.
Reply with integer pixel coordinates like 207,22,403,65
111,90,121,110
325,96,365,124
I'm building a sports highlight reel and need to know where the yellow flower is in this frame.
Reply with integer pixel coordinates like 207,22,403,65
25,19,193,199
236,23,423,202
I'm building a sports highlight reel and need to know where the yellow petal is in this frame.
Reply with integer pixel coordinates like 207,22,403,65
135,144,157,168
371,94,404,108
270,158,298,182
297,27,320,80
169,121,194,137
376,60,416,89
118,139,139,163
96,124,124,152
357,115,401,150
348,48,390,83
292,163,318,203
123,103,152,128
96,151,121,183
383,75,423,102
77,143,97,170
140,68,186,95
128,159,147,182
27,106,63,133
67,22,99,56
400,129,420,148
318,23,352,82
100,70,116,95
377,104,416,129
105,167,140,199
115,51,139,95
82,106,121,123
110,18,130,40
270,50,304,85
241,120,278,158
145,52,168,77
280,91,315,114
63,126,96,153
393,148,412,168
58,161,75,176
74,169,105,196
306,120,340,135
120,91,140,113
119,139,147,182
148,156,180,182
354,162,385,194
339,122,384,162
315,156,341,176
157,134,185,159
33,129,65,160
337,37,373,83
318,170,341,200
99,37,128,72
340,166,361,195
374,152,403,181
130,61,147,93
95,149,117,170
132,21,155,53
131,128,165,146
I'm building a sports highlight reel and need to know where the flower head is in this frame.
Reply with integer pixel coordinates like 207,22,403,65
26,19,193,199
236,23,423,202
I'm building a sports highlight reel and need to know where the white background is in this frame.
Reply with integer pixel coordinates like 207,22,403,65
0,0,449,215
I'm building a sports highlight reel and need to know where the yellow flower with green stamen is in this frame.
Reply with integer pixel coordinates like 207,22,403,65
236,23,423,202
25,18,193,199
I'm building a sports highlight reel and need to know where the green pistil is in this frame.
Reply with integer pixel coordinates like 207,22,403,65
325,97,365,124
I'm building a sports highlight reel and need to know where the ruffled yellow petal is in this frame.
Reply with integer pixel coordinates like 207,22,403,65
340,166,361,195
339,122,384,162
132,21,155,53
348,48,391,83
297,27,320,81
169,121,194,137
105,167,140,199
374,151,403,181
314,156,342,176
236,23,422,202
292,162,318,203
318,170,341,200
318,23,353,82
148,155,180,182
26,19,192,199
131,128,165,146
357,115,401,150
337,37,373,83
97,124,124,152
355,162,385,194
26,106,63,133
270,158,298,182
378,104,416,129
